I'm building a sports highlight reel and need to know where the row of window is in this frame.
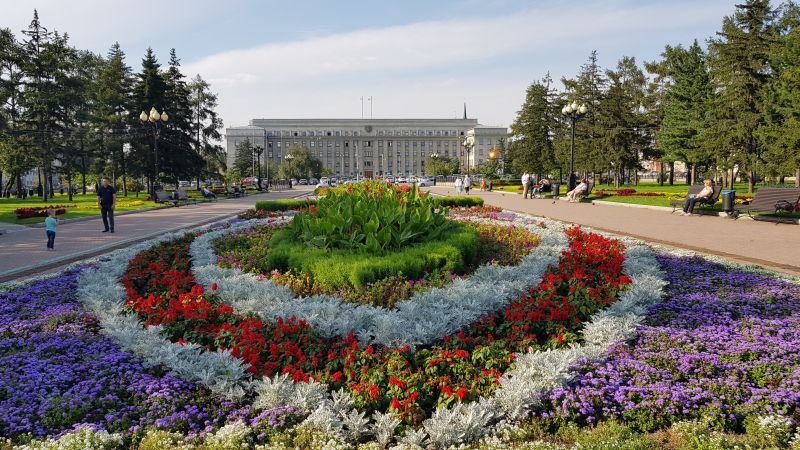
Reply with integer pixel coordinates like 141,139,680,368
266,129,468,138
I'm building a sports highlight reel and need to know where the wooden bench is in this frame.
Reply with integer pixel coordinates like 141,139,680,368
176,189,198,205
670,185,722,213
225,186,241,198
154,189,179,207
733,187,800,220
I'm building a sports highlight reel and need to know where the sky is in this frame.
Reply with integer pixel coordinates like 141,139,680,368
2,0,738,130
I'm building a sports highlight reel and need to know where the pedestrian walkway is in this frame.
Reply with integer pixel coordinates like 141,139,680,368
424,186,800,276
0,187,314,283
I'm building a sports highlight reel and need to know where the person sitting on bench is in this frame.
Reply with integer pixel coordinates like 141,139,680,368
201,186,216,199
566,178,589,202
532,178,551,197
681,179,714,216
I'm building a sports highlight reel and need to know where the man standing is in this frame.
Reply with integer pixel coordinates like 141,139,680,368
97,176,116,233
521,171,530,198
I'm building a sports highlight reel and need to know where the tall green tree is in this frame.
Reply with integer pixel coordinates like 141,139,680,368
649,41,714,185
160,48,202,185
759,1,800,186
0,27,32,196
187,74,224,186
508,73,558,175
233,138,254,177
597,56,650,186
707,0,776,192
558,51,607,179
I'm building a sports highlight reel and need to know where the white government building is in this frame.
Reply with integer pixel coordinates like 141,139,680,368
225,117,508,179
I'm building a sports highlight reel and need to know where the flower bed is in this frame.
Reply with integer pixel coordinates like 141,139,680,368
13,204,71,219
120,220,632,431
536,254,800,433
214,220,539,308
0,268,299,441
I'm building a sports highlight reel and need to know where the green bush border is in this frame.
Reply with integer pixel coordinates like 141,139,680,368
254,198,317,212
432,196,484,208
263,221,480,289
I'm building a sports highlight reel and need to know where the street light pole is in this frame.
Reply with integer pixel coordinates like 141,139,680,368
139,107,169,198
461,130,475,176
561,102,588,192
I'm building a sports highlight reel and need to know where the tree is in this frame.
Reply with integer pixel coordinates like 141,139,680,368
187,74,223,186
277,145,321,179
160,49,202,185
0,27,30,196
508,74,558,175
597,56,651,187
759,2,800,186
650,41,714,186
424,154,458,176
707,0,776,193
558,51,608,179
132,47,167,192
233,138,254,177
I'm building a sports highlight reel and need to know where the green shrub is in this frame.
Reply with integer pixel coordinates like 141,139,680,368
291,180,454,253
432,196,484,207
266,222,479,289
254,198,316,212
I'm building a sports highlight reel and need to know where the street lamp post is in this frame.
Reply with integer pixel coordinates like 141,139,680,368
285,153,294,188
488,147,503,175
139,107,168,197
561,102,588,192
461,130,475,176
253,145,264,190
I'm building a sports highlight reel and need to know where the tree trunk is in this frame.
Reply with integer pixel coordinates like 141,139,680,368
796,167,800,187
779,176,785,186
748,170,755,194
659,162,665,186
80,134,87,195
37,167,44,200
16,173,23,198
67,170,73,202
689,164,696,185
48,166,55,199
669,162,675,185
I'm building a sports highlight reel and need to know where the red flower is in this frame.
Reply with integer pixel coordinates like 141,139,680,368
370,384,380,399
211,282,218,291
391,397,402,410
441,385,454,397
332,371,344,382
456,386,468,400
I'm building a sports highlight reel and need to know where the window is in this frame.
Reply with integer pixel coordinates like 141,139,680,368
335,131,341,136
366,141,372,147
293,131,298,137
311,141,315,147
327,131,332,136
388,141,393,148
354,131,359,136
277,142,282,148
345,141,350,147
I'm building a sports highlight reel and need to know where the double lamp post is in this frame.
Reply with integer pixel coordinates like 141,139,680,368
561,102,588,192
139,107,168,197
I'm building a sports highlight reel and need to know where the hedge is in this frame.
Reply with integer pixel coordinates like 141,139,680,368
264,222,480,289
432,196,484,208
254,198,317,212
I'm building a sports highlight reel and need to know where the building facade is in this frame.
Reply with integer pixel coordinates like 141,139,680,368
225,118,508,178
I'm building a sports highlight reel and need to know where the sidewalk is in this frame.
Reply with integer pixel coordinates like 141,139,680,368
424,186,800,276
0,187,314,283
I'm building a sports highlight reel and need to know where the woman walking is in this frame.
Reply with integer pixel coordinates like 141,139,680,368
455,176,463,194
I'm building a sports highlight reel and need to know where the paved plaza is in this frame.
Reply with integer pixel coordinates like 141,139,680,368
424,186,800,277
0,187,314,283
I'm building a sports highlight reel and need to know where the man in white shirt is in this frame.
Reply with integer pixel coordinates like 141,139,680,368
521,172,530,198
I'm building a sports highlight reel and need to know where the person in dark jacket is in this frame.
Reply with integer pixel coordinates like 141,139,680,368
96,177,116,233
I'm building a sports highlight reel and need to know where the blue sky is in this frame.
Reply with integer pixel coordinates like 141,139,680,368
3,0,737,129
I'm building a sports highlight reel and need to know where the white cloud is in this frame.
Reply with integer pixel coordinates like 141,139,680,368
183,1,731,129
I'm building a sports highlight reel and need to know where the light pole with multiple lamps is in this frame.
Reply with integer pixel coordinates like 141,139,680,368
461,130,475,176
561,102,588,192
139,107,168,197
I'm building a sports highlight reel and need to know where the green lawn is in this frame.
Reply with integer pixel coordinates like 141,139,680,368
0,192,162,225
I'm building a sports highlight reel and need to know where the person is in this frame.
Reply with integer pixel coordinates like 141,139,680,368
488,179,493,191
480,178,487,191
526,175,536,199
681,179,714,216
566,178,589,202
521,171,530,198
532,178,550,198
463,175,471,195
202,186,216,199
454,176,463,194
96,176,116,233
44,208,58,251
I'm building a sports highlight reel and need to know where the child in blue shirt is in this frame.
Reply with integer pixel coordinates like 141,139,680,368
45,208,58,250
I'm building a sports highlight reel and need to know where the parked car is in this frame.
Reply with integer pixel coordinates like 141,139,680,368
416,177,434,187
178,180,191,187
397,176,407,183
316,180,331,189
384,176,395,184
298,179,309,185
329,178,339,186
309,177,319,185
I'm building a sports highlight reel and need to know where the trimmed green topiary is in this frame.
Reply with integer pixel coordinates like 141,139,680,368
432,196,484,208
254,198,316,212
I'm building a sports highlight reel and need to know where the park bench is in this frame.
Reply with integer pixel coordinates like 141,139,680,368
154,189,179,207
225,186,241,198
670,185,722,213
577,181,594,202
176,189,198,205
732,187,800,220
